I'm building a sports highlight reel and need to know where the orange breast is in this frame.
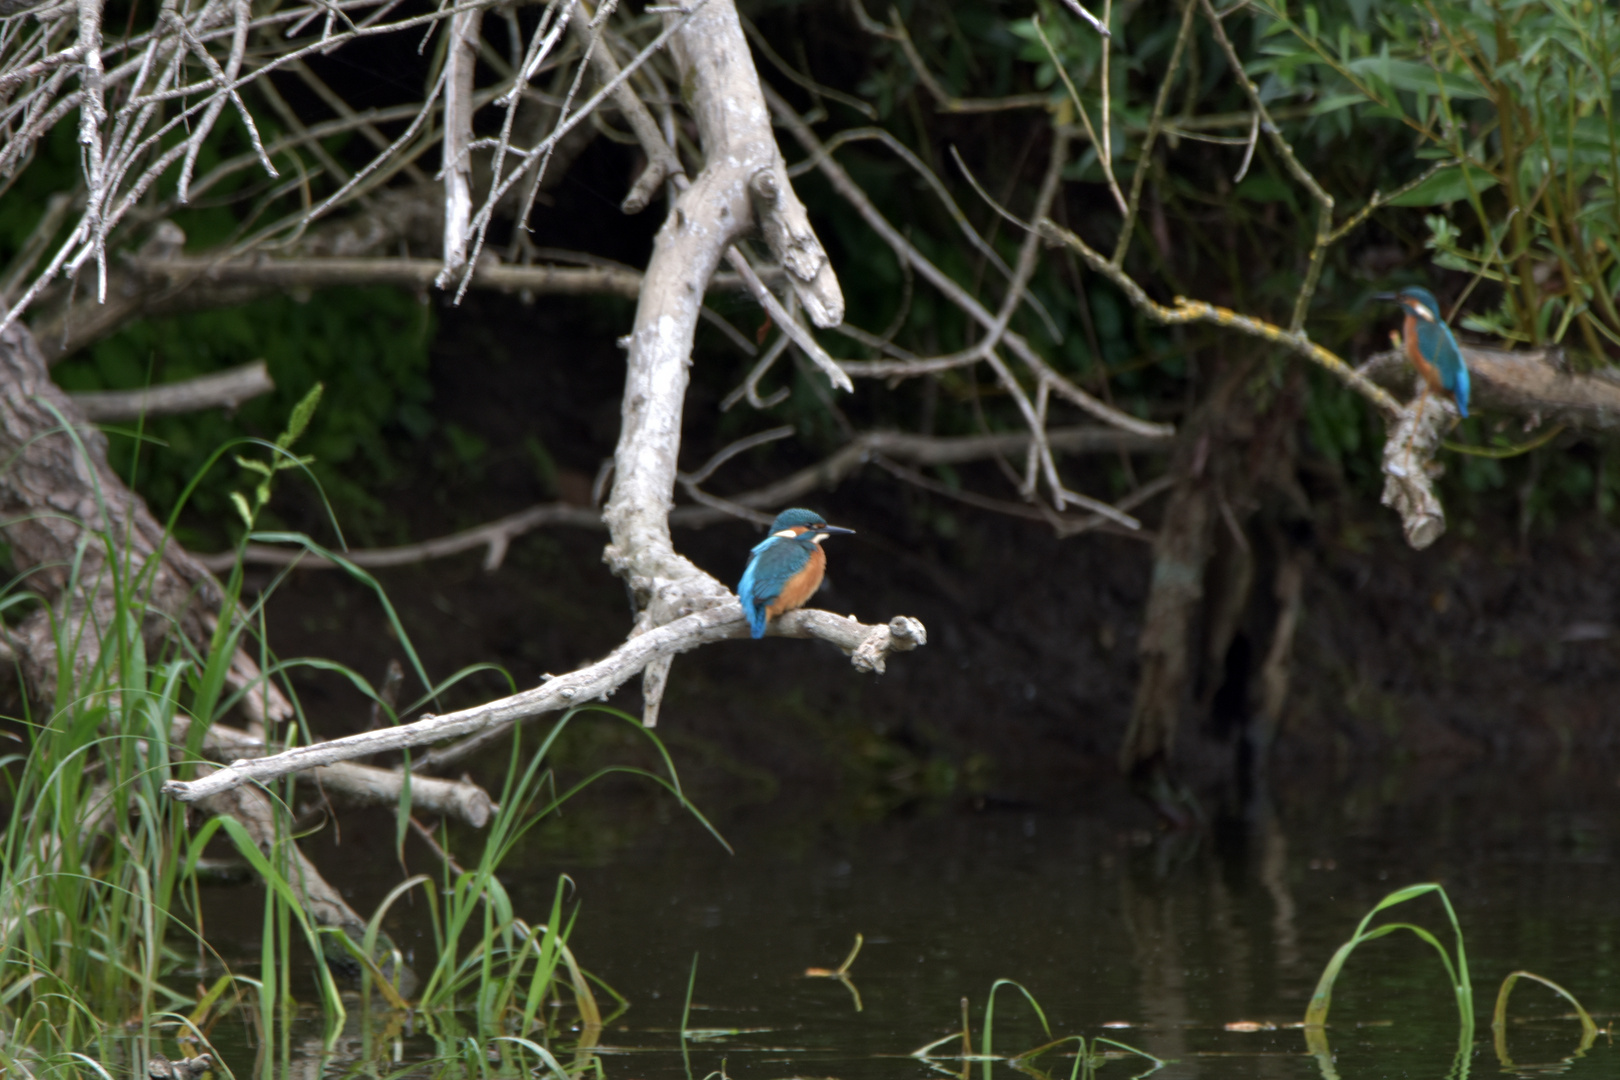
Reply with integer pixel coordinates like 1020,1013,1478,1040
1403,313,1445,394
765,544,826,618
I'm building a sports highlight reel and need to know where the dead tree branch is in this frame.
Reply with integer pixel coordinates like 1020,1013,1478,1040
199,424,1170,573
152,0,923,786
183,718,496,828
69,359,273,420
31,253,759,363
1361,345,1620,430
163,604,926,801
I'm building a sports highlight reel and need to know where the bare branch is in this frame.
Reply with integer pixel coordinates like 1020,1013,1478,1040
1381,394,1452,549
32,253,762,363
724,246,852,392
203,424,1171,573
182,716,496,827
74,0,106,300
69,359,274,420
436,5,485,286
885,8,1049,114
1036,218,1403,416
197,503,605,573
767,86,1172,442
1060,0,1111,38
1363,344,1620,430
575,0,684,213
162,603,926,801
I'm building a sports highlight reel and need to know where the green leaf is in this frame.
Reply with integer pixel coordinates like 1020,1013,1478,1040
277,382,325,449
1388,165,1498,206
1235,172,1293,203
230,491,255,530
1346,56,1485,99
233,455,273,477
1310,93,1367,115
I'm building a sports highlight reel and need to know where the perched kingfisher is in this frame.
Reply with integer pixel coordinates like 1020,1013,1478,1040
737,508,854,638
1375,285,1471,417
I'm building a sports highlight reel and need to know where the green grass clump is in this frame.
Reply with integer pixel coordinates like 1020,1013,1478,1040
1305,883,1600,1074
911,979,1163,1080
0,399,714,1079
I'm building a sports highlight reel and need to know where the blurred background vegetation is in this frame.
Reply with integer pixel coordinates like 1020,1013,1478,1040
4,0,1616,553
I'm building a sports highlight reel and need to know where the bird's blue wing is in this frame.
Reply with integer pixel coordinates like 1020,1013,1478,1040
736,538,810,639
737,551,768,638
738,537,811,638
1438,323,1470,417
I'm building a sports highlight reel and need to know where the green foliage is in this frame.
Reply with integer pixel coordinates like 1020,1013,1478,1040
1253,0,1620,362
52,288,435,548
0,402,722,1074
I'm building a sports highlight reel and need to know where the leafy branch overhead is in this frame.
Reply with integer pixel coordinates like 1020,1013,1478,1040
1253,0,1620,361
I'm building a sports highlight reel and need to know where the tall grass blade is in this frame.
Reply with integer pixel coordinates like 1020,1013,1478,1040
681,952,699,1080
1491,969,1598,1066
1303,883,1476,1074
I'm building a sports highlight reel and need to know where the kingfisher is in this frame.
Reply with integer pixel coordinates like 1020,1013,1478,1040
737,508,854,638
1375,285,1471,418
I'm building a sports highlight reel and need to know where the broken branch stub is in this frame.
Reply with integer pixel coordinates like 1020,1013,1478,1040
1381,394,1453,550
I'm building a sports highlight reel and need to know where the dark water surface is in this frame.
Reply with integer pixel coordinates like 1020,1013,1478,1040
499,788,1616,1080
212,777,1619,1080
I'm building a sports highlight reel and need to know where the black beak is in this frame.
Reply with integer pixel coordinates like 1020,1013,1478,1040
1372,292,1398,302
820,525,856,536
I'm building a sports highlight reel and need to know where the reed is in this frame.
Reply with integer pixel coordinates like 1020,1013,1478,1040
911,980,1163,1080
1305,883,1599,1076
0,395,713,1078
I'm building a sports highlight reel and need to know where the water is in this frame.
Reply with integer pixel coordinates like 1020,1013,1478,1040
506,792,1616,1080
208,778,1619,1080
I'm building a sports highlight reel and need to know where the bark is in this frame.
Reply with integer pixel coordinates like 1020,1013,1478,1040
0,321,290,726
1118,359,1266,812
0,321,378,976
436,7,484,286
1361,344,1620,430
1119,463,1215,795
186,718,495,827
1380,391,1452,549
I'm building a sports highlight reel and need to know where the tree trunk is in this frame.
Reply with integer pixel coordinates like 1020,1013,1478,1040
1118,358,1258,818
0,321,289,724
